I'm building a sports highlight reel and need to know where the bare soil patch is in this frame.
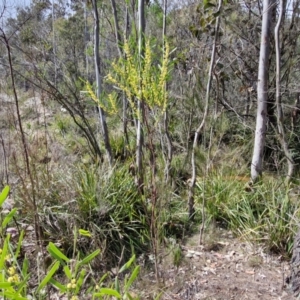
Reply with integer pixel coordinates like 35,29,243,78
138,229,294,300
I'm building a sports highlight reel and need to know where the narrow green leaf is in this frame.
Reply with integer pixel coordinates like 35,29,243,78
78,249,100,267
119,255,136,273
0,186,10,207
75,269,86,294
15,230,25,261
47,242,69,263
0,235,10,269
36,261,60,293
63,265,72,280
125,266,140,291
98,272,108,285
94,288,121,298
125,292,134,300
49,278,67,293
3,291,28,300
16,275,30,294
22,258,29,277
115,277,120,293
0,282,12,288
79,229,92,237
2,208,17,228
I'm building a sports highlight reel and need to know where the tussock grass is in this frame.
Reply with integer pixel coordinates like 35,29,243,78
195,171,300,256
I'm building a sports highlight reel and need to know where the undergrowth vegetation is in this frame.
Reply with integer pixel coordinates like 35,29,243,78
195,173,300,257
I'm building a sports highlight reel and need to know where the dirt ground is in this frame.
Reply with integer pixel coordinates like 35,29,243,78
137,228,295,300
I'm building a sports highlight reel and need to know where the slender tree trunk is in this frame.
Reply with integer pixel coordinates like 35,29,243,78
110,0,130,152
136,0,145,191
52,0,57,87
251,0,272,182
162,0,173,184
274,0,294,182
188,0,222,219
92,0,113,166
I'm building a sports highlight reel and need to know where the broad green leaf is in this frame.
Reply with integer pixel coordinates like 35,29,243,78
36,261,60,293
49,278,67,293
0,282,12,288
125,266,140,291
47,242,69,263
94,288,121,298
2,208,17,228
119,255,135,273
78,249,100,267
79,229,92,237
0,186,10,207
63,265,72,280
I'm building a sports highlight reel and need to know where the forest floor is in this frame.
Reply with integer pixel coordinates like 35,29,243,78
136,228,295,300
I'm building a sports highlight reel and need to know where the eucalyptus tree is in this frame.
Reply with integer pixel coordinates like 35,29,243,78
274,0,294,182
91,0,113,166
250,0,274,182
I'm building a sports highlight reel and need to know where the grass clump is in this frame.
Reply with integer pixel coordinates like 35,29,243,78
195,172,300,256
0,186,145,299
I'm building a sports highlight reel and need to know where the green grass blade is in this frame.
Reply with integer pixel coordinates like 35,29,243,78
36,261,60,293
119,255,136,273
2,208,17,228
63,265,72,280
78,249,100,267
94,288,121,298
49,278,68,293
0,186,10,207
47,242,70,264
125,266,140,291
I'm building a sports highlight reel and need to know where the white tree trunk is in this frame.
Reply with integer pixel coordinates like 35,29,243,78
136,0,145,191
274,0,294,182
251,0,272,182
92,0,113,166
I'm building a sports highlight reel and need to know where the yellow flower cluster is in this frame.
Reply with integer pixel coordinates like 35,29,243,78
7,266,20,283
106,39,171,120
67,278,77,289
85,81,118,115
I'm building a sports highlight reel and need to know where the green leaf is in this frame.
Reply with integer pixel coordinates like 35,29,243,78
63,265,72,280
0,235,10,269
2,208,17,228
21,258,29,277
75,269,86,294
78,249,100,267
3,291,28,300
79,229,92,237
15,230,25,261
125,266,140,291
36,261,60,293
47,242,70,264
0,186,10,207
115,276,120,293
0,282,13,288
94,288,121,298
203,0,216,10
119,255,136,273
49,278,67,293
